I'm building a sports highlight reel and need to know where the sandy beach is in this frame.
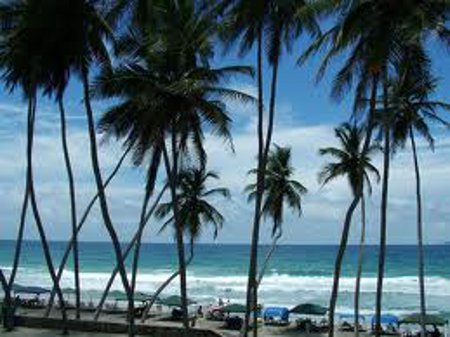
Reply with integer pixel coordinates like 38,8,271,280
0,326,371,337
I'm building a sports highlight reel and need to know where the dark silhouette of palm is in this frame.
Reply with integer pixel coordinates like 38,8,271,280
246,144,307,287
319,122,380,336
94,2,253,329
156,167,230,243
216,2,318,334
319,123,380,195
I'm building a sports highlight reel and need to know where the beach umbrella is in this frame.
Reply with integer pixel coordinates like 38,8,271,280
400,314,448,326
114,291,159,303
62,287,76,295
12,283,50,295
223,303,247,313
108,290,126,299
290,303,328,315
370,314,399,326
160,295,196,307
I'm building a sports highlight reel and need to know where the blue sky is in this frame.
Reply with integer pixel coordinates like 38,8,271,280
0,39,449,245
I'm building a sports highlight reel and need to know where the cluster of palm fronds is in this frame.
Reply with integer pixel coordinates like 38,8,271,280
0,1,448,337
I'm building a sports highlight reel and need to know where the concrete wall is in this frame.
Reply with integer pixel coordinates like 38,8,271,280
15,315,223,337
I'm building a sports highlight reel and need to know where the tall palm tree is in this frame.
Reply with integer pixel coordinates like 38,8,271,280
137,167,229,321
19,1,136,330
382,55,450,337
300,0,449,333
319,123,380,337
245,145,307,287
0,1,69,330
216,2,318,334
93,2,253,327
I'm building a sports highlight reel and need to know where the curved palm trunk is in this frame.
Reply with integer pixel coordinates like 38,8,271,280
141,240,195,322
45,146,131,317
27,95,67,333
94,185,167,321
410,127,427,337
81,67,132,325
58,96,81,319
8,187,28,289
162,135,189,333
5,121,30,329
327,74,379,337
256,228,282,288
354,193,366,337
375,82,391,337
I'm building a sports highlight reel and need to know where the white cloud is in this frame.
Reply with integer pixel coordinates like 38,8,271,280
1,97,450,245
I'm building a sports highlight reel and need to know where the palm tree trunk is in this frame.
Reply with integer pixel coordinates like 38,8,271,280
141,240,195,322
81,66,133,324
93,185,167,321
8,161,30,288
45,145,131,317
256,228,282,288
410,127,427,337
327,74,378,337
128,187,152,337
0,269,13,330
354,193,366,337
375,81,390,337
243,27,264,337
58,96,81,319
27,94,68,333
242,19,275,337
5,124,30,329
164,132,190,332
253,33,281,337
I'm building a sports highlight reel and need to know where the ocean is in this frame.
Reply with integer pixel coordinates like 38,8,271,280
0,241,449,317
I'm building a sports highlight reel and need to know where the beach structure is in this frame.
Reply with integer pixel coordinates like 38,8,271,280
370,314,399,334
400,313,449,337
12,284,50,296
222,303,246,314
290,303,328,316
290,303,329,332
263,306,290,326
160,295,196,308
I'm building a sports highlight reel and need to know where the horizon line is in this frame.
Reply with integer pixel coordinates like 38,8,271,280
0,239,448,246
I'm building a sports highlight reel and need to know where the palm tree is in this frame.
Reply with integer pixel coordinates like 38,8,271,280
151,167,229,305
0,1,69,330
319,123,380,337
245,145,307,287
93,2,253,328
156,167,229,249
20,1,136,330
299,0,449,333
216,2,318,334
382,55,450,337
136,167,229,322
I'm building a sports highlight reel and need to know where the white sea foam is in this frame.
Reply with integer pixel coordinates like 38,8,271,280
10,267,450,298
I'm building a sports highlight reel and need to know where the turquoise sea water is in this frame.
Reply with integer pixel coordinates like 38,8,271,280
0,241,449,316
